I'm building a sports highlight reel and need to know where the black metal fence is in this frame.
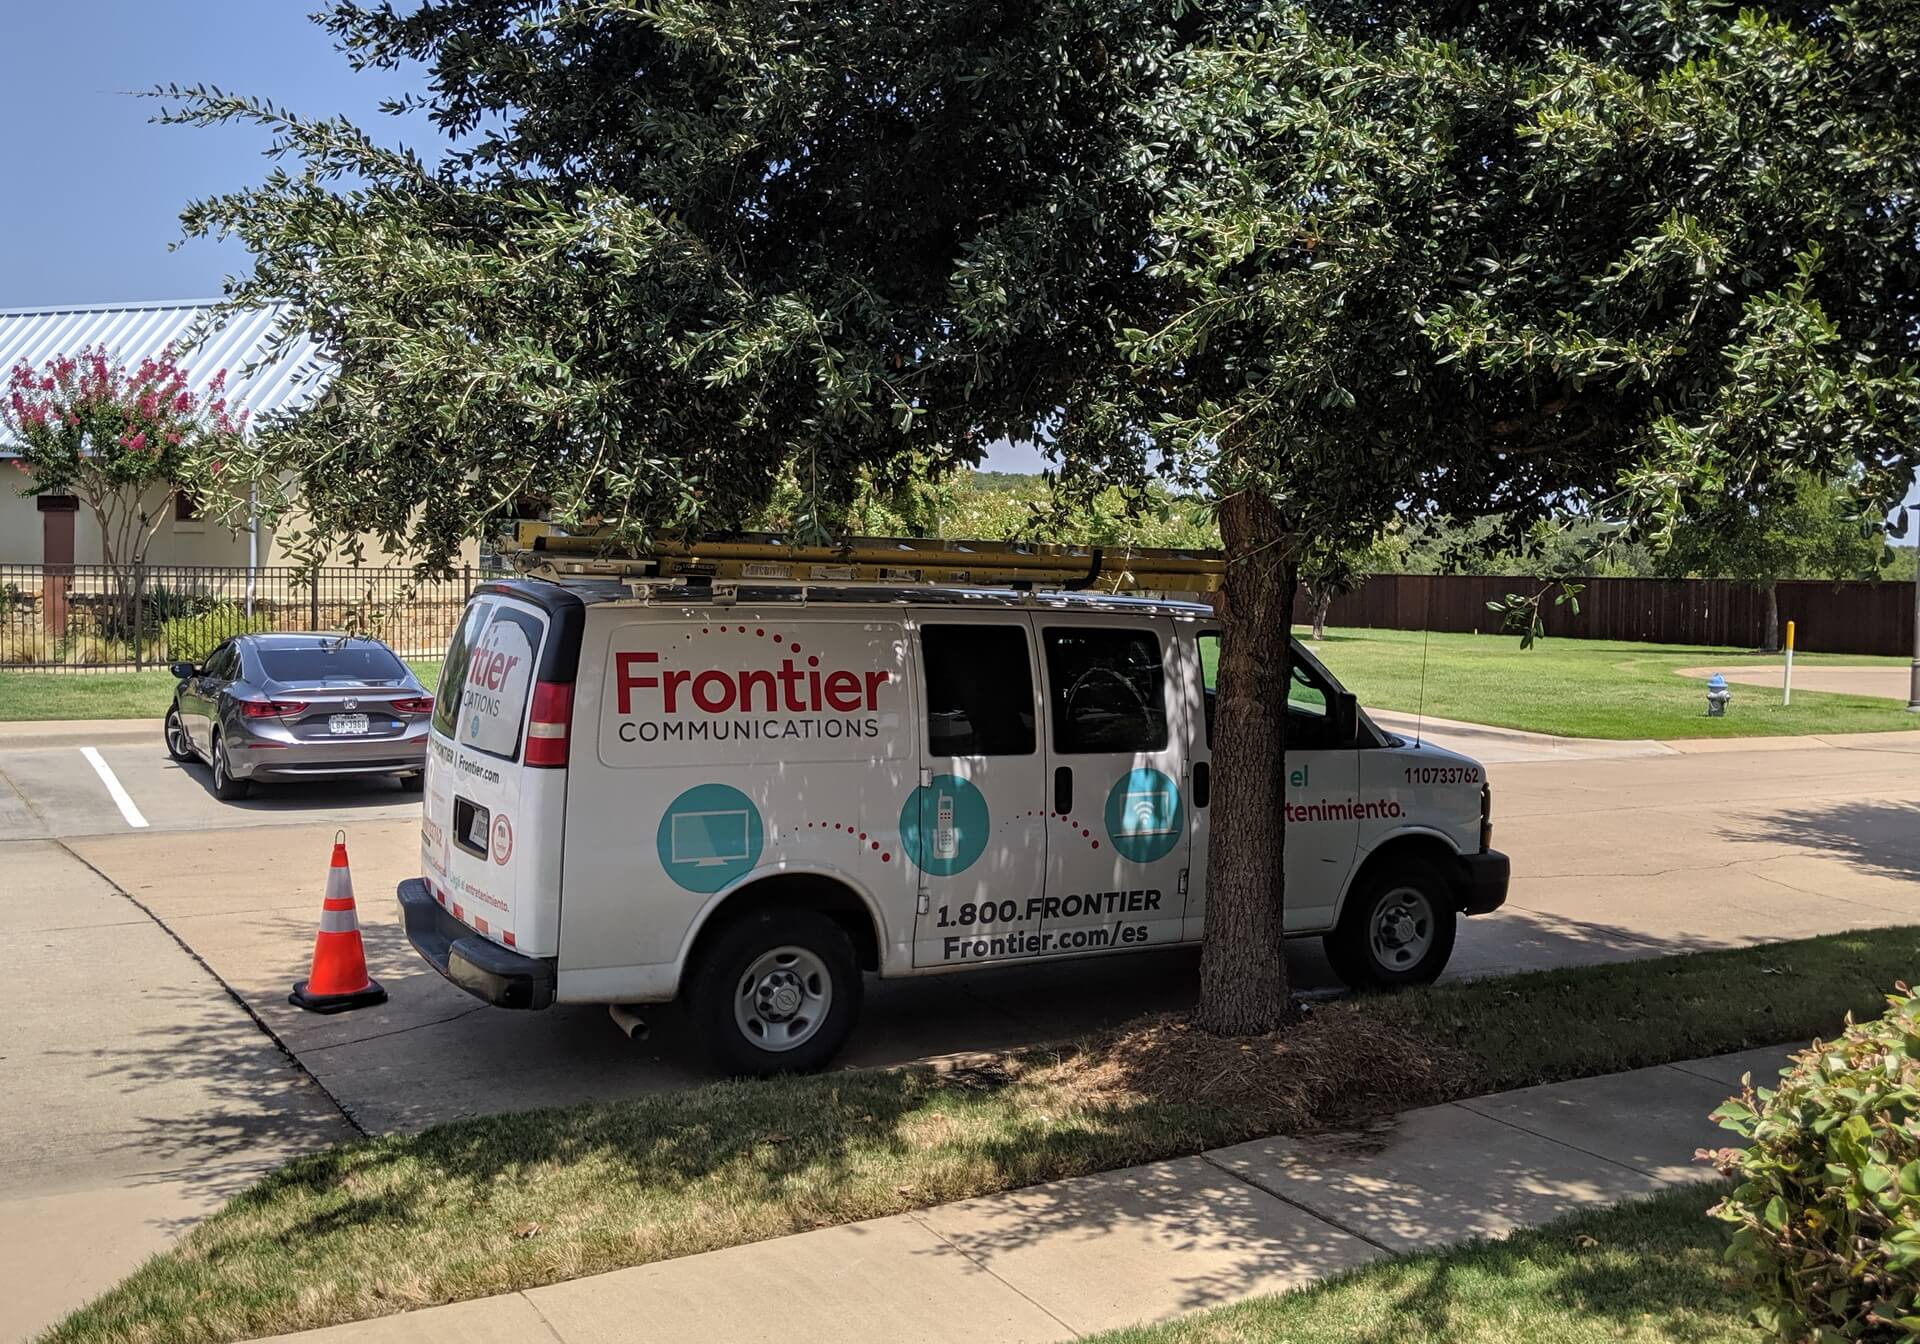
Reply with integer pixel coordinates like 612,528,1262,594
0,563,503,671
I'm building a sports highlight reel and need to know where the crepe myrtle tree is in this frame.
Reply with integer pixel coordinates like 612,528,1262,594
3,347,242,629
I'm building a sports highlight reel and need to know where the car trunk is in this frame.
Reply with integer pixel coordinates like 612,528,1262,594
272,688,422,741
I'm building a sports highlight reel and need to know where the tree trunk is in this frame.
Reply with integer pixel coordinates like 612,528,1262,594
1763,580,1780,653
1195,491,1295,1037
1310,590,1331,642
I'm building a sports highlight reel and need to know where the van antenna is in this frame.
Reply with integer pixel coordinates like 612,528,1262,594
1413,578,1432,747
1414,625,1430,748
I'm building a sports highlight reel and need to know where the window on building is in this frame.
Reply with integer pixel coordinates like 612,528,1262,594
174,492,200,522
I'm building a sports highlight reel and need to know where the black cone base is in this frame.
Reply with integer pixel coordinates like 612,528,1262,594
289,976,388,1014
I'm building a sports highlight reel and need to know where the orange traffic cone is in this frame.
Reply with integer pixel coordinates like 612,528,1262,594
290,830,388,1014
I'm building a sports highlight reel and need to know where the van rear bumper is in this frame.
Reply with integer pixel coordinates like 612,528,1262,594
397,879,555,1010
1455,850,1511,916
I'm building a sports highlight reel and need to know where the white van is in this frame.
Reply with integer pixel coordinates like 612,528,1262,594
399,575,1508,1073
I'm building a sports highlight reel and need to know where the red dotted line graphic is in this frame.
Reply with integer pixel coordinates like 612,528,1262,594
802,819,890,862
695,625,803,654
1023,811,1101,849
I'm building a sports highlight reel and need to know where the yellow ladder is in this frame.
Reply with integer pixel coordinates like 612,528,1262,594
503,522,1224,594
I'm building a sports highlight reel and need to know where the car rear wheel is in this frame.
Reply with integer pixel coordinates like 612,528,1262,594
209,732,251,801
686,908,862,1076
1323,858,1457,991
164,706,194,763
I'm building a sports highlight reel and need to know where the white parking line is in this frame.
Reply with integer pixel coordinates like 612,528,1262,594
79,746,149,829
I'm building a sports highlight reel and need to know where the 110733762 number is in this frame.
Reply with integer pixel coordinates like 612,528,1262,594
1404,765,1481,785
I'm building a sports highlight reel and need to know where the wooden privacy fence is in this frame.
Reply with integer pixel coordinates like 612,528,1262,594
1319,575,1918,656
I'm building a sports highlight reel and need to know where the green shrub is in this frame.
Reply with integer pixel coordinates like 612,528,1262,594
163,603,273,665
1706,987,1920,1341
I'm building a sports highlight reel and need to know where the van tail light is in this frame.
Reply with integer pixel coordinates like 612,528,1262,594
240,699,308,718
526,680,573,767
391,696,434,714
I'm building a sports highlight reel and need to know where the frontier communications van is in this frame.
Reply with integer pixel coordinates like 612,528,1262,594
399,535,1509,1074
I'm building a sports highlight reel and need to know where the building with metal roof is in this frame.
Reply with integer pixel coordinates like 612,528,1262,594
0,297,329,453
0,297,474,574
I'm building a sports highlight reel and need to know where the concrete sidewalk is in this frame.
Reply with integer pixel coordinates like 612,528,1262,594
250,1044,1790,1344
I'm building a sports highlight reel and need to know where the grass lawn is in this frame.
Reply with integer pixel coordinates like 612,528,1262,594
47,927,1910,1344
1090,1183,1746,1344
0,660,443,721
1297,627,1915,739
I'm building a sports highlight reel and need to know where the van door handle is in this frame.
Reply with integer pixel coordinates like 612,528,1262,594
1054,766,1073,815
1193,762,1211,809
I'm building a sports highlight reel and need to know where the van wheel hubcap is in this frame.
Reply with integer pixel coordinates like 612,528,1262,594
1370,887,1434,971
735,946,831,1052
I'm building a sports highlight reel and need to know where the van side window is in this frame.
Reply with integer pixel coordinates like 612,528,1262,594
921,625,1035,756
1196,632,1334,748
1198,632,1218,746
1044,627,1168,754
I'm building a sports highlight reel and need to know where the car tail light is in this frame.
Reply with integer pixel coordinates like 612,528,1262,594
525,680,573,767
391,696,434,714
239,700,308,719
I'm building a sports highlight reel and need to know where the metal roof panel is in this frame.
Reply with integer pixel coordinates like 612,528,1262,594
0,299,329,448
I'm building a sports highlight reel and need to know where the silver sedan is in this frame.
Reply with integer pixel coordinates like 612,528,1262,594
163,633,433,800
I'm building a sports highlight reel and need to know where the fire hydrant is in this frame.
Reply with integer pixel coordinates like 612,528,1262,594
1706,673,1731,717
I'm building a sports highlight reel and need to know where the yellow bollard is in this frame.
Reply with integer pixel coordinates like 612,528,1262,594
1783,620,1796,706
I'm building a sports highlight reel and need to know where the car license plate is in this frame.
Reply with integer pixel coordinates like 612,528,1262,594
329,713,370,735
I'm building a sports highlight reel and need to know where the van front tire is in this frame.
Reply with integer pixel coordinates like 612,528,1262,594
1324,859,1457,992
686,908,862,1076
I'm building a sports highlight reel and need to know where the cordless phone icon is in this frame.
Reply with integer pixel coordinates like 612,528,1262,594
933,790,958,861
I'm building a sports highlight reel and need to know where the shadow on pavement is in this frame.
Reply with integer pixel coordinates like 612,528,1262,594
172,755,418,814
1720,798,1920,883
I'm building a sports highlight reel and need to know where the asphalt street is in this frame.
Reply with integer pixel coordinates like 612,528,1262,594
6,719,1920,1338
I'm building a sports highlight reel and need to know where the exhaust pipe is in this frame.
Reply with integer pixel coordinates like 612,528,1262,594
607,1003,650,1040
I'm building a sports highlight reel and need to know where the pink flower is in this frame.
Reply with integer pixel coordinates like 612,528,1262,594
126,431,146,453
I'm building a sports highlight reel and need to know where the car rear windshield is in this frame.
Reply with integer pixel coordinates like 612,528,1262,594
256,644,406,684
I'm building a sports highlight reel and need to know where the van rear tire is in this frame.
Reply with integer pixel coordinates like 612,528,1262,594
686,908,862,1077
1323,858,1457,992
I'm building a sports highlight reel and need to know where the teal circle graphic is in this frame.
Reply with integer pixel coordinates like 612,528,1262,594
899,774,990,876
1104,768,1184,863
657,783,764,893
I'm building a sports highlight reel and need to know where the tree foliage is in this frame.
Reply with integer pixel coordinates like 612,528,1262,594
161,0,1181,568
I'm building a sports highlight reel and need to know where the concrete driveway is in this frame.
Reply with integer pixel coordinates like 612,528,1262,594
8,717,1920,1337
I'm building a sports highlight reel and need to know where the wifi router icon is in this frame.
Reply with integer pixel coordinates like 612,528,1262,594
1121,788,1178,837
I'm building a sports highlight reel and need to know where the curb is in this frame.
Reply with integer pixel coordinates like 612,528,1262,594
0,718,164,750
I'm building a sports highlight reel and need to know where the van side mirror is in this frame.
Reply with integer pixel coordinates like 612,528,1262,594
169,661,196,679
1329,691,1360,745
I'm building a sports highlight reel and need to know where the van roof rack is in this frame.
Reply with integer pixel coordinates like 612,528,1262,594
501,521,1224,595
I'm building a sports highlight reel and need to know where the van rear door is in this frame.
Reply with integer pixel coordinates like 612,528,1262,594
422,586,574,958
